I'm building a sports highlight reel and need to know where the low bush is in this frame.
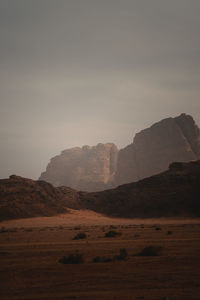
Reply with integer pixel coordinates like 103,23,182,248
104,230,121,238
59,253,84,264
155,227,161,231
93,248,128,263
0,227,9,233
114,248,128,261
137,246,162,256
74,226,81,230
73,232,87,240
167,231,172,235
109,225,117,229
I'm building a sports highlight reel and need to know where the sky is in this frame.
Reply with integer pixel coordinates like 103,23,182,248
0,0,200,179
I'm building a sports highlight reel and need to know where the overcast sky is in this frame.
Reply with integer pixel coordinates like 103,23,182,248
0,0,200,179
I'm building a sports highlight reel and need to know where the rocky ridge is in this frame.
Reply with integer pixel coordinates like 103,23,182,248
0,175,78,221
40,114,200,191
78,160,200,218
1,160,200,221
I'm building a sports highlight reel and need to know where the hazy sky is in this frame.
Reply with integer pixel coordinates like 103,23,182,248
1,0,200,179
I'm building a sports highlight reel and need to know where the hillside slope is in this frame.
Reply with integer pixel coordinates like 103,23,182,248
1,161,200,221
0,175,78,221
79,160,200,218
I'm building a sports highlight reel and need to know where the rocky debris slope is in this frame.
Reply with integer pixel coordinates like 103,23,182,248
0,175,78,221
40,114,200,191
79,160,200,218
40,143,118,192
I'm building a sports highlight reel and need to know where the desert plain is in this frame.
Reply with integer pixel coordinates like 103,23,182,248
0,209,200,300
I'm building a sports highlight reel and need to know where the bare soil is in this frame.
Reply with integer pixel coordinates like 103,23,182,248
0,209,200,300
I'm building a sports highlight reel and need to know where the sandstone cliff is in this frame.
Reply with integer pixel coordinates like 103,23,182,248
40,143,118,192
115,113,200,185
40,114,200,191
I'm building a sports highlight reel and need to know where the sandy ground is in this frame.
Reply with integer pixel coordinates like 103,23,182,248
0,210,200,300
1,208,200,228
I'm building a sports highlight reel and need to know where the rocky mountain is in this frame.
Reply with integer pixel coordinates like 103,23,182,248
78,160,200,218
0,175,78,221
40,114,200,191
115,113,200,185
40,143,118,192
1,161,200,221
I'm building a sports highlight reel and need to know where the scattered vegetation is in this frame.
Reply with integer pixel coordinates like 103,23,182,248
93,248,128,263
0,227,9,233
73,232,87,240
59,253,84,264
104,230,121,238
74,226,81,230
137,246,162,256
109,225,117,229
0,227,17,233
114,248,128,261
155,227,161,231
24,228,33,232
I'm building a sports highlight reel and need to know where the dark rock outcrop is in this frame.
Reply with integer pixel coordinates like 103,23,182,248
78,160,200,218
0,175,78,221
40,114,200,191
40,143,118,192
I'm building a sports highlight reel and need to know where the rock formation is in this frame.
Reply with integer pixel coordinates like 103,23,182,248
40,114,200,191
78,160,200,218
0,175,78,221
40,143,118,192
115,113,200,185
2,160,200,221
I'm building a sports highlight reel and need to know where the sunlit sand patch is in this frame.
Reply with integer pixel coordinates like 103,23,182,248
1,208,200,228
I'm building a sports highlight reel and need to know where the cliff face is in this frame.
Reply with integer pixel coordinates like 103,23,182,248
39,143,118,192
40,114,200,191
115,114,200,185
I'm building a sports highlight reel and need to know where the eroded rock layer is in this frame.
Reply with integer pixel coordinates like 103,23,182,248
40,143,118,192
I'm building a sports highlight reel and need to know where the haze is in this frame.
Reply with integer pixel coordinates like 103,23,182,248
0,0,200,179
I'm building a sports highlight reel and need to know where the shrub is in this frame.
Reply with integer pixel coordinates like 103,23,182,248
0,227,8,233
109,225,117,229
155,227,161,231
93,248,128,263
114,248,128,261
167,231,172,235
137,246,162,256
59,253,84,264
104,230,121,238
74,226,81,230
73,232,87,240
